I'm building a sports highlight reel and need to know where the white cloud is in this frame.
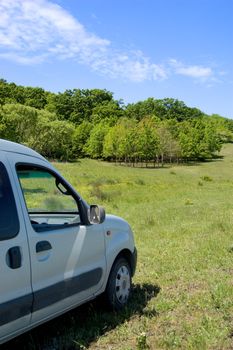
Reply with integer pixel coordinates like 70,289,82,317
0,0,109,59
177,66,212,78
92,50,168,82
0,0,168,82
169,59,213,79
0,0,216,84
0,52,49,64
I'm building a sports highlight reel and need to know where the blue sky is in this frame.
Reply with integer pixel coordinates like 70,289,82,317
0,0,232,118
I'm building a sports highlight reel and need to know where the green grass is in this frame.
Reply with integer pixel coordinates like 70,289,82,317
4,144,233,350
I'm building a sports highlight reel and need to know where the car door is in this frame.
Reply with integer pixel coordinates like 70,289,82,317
9,154,106,323
0,153,32,342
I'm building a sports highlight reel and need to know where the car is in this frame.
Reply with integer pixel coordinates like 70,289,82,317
0,139,137,345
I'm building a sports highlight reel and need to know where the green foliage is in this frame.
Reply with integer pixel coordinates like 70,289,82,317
46,90,74,120
0,103,75,160
125,97,204,122
157,123,181,165
103,124,121,160
0,78,231,163
103,118,138,162
72,121,93,157
91,100,124,124
137,117,159,164
29,118,75,160
0,79,47,108
178,118,221,160
0,103,38,143
71,89,114,123
85,121,110,158
116,118,138,164
23,86,47,109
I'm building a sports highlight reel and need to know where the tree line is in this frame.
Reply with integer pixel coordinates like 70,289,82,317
0,78,232,164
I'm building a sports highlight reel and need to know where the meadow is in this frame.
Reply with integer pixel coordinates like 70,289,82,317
3,144,233,350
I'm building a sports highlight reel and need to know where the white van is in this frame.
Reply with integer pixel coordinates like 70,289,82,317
0,139,137,345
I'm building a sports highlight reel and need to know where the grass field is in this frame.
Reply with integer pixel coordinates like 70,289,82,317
4,144,233,350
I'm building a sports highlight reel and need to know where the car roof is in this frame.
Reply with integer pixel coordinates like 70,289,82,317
0,139,47,161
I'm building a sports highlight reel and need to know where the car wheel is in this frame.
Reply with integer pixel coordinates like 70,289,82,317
105,257,132,311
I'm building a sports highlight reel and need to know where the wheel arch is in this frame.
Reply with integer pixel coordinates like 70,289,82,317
111,248,137,277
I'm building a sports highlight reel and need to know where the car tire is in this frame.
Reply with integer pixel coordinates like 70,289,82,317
105,257,132,311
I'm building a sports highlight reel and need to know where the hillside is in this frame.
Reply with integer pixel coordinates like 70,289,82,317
4,144,233,349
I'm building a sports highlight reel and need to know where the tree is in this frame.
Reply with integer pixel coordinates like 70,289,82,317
0,103,38,143
0,78,226,163
125,98,156,120
23,86,47,109
136,117,159,166
202,120,221,157
0,80,48,108
157,125,178,166
72,121,93,157
46,90,74,121
85,121,110,159
116,118,138,165
91,100,123,124
70,89,114,123
0,79,11,105
208,114,233,143
103,118,138,164
178,118,222,161
29,118,75,160
103,125,120,161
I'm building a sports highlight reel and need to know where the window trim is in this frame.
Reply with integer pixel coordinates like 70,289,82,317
15,162,85,231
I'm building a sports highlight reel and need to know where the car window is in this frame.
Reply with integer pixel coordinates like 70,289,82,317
16,164,81,232
0,162,19,240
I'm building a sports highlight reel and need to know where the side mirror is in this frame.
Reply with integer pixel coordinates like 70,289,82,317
88,205,106,224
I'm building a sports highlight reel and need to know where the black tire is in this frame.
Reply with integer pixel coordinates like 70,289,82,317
105,257,132,311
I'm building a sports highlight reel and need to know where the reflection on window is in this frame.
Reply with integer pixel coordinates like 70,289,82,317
0,162,19,240
16,165,80,231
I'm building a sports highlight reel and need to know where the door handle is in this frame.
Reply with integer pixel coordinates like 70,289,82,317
36,241,52,253
7,246,22,269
